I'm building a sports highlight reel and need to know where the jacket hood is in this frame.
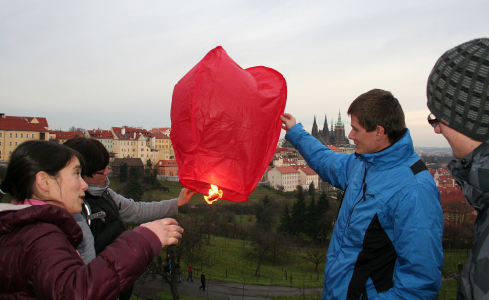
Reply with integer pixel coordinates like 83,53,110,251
0,204,83,247
358,129,414,170
86,177,110,197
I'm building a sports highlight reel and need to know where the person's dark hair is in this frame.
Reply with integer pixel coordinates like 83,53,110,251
0,140,84,202
347,89,406,144
64,137,109,177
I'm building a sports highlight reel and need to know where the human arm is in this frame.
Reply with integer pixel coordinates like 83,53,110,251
111,188,195,223
285,121,351,189
29,219,181,299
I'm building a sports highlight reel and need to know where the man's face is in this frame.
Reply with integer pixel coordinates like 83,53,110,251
434,123,481,159
348,114,380,154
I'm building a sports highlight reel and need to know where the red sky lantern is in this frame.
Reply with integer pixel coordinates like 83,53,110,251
171,46,287,203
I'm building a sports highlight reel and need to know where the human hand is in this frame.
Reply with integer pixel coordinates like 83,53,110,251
280,113,297,132
140,218,183,247
177,188,197,207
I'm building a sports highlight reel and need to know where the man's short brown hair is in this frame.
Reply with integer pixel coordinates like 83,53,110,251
347,89,406,144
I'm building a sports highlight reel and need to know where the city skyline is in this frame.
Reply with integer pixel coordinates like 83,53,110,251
2,1,488,147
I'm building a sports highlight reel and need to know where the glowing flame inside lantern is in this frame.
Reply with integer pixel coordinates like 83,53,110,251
204,184,223,204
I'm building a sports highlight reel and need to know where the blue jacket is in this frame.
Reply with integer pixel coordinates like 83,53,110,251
286,124,443,299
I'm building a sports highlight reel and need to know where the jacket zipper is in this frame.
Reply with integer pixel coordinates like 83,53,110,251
347,166,368,227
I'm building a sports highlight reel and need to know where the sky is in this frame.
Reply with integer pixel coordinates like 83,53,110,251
1,1,488,148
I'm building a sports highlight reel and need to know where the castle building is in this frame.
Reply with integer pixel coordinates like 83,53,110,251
311,111,350,146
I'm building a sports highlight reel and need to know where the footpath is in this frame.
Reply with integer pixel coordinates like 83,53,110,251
135,275,323,300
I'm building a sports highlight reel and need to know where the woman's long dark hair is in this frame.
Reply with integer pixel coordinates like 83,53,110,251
0,140,84,202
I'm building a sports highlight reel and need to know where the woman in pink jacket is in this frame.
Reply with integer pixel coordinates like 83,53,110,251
0,140,183,299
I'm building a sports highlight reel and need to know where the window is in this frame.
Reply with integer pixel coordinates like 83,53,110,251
9,142,12,146
0,132,2,137
32,134,35,138
15,133,18,138
15,142,18,146
9,133,12,138
21,133,23,138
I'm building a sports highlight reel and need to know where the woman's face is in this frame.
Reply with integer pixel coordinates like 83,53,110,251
83,165,110,186
49,158,88,213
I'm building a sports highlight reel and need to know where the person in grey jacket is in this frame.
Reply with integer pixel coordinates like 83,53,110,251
64,137,195,300
427,38,489,300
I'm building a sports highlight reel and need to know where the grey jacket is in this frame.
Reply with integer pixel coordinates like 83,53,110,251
449,140,489,300
76,178,179,264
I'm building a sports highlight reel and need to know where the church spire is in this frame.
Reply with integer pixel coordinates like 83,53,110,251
311,115,318,137
336,110,344,127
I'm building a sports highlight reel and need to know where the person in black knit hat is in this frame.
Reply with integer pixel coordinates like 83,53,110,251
427,37,489,300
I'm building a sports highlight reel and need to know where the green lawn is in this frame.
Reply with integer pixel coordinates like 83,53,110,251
180,235,325,289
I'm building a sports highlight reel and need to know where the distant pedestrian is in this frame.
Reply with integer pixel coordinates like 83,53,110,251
458,261,464,273
187,264,193,282
164,254,170,274
176,262,182,283
199,272,206,291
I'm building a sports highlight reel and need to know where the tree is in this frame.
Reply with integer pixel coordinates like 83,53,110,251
124,180,144,201
316,192,333,244
278,204,292,234
129,167,142,181
255,195,282,232
68,126,85,133
303,245,327,272
145,159,153,169
290,187,308,236
119,162,128,182
308,181,316,196
317,191,330,212
248,230,290,276
175,216,207,273
305,196,319,240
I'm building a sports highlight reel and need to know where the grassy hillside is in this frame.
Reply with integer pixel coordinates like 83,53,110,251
180,235,325,289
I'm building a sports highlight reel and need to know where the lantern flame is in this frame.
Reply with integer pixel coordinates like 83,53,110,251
204,184,223,204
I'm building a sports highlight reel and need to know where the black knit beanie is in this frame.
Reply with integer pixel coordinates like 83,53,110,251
427,38,489,142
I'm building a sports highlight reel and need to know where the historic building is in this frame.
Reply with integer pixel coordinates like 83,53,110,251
311,111,350,146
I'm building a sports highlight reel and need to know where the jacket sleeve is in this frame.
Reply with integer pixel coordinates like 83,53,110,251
379,182,444,299
108,188,179,223
286,123,351,189
29,225,160,300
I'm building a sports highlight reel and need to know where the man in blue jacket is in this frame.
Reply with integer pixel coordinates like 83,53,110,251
281,89,444,299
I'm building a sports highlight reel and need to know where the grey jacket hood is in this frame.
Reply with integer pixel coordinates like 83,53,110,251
87,178,110,197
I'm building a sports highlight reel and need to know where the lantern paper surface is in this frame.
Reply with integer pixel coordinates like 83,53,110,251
171,46,287,202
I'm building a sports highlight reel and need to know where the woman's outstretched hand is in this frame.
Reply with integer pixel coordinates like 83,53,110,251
140,218,183,247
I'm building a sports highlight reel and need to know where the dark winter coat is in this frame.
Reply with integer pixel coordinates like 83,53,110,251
0,204,160,300
449,140,489,300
